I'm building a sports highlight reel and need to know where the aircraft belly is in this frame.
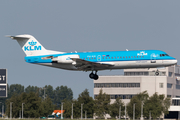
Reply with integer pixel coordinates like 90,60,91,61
35,63,78,71
35,59,173,71
112,60,164,69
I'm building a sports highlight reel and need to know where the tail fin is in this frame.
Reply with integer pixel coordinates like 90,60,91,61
7,34,48,56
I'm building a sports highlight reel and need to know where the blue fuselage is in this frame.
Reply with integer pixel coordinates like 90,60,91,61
25,50,177,71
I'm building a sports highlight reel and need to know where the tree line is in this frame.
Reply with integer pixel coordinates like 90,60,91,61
0,84,73,117
62,90,170,119
0,84,171,118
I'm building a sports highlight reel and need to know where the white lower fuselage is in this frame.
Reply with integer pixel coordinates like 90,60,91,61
36,59,177,71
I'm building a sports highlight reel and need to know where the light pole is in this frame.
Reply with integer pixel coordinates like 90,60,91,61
125,103,126,120
61,102,64,119
2,103,4,118
133,103,136,120
10,102,13,119
152,70,157,93
85,111,87,119
0,102,3,116
119,105,121,119
22,103,25,119
149,111,151,120
141,101,144,120
72,103,74,119
0,102,3,119
81,103,84,119
19,110,21,118
43,87,46,100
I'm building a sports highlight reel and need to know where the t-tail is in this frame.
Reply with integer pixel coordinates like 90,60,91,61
7,34,65,56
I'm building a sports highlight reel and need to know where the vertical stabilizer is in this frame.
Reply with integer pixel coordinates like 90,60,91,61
7,34,48,56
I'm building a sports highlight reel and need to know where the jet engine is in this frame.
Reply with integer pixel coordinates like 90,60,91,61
52,55,79,63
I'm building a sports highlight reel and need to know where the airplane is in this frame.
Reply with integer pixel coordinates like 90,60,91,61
7,34,177,80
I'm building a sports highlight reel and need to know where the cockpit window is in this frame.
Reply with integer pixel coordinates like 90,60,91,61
160,54,169,57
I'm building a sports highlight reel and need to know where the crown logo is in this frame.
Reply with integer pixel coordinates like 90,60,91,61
28,40,37,46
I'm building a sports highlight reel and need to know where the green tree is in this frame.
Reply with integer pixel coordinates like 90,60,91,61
23,92,42,118
25,85,39,93
127,96,141,119
6,92,43,118
9,84,24,97
44,85,54,102
77,89,94,118
136,91,149,102
40,95,54,117
54,86,73,105
109,97,124,118
61,99,72,118
72,99,80,118
6,94,21,118
126,91,149,119
143,93,170,119
94,89,110,118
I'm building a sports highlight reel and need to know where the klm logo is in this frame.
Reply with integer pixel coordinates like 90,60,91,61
137,51,147,56
24,40,41,51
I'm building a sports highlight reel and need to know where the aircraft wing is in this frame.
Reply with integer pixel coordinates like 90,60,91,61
71,58,114,71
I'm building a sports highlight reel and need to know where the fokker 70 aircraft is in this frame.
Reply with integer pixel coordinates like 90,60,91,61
8,34,177,80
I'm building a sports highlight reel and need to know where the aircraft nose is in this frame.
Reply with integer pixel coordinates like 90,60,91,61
172,59,178,65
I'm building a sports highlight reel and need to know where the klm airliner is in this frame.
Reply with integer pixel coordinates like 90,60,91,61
7,34,177,80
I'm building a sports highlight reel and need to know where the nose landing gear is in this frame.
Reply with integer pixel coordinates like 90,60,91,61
155,70,159,76
89,71,99,80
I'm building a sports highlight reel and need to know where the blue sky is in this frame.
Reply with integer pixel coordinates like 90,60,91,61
0,1,180,98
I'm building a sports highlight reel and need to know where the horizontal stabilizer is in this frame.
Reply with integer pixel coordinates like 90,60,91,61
6,35,30,39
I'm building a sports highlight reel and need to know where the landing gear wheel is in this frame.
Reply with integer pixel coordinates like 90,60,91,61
89,71,99,80
94,74,99,80
155,71,159,76
155,70,159,76
89,72,94,79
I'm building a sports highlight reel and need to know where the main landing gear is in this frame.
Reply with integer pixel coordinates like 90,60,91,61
89,71,99,80
155,69,159,76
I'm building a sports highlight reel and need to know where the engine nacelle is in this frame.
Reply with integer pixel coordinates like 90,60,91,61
52,55,79,63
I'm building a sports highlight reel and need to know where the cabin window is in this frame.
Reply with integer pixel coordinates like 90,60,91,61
117,57,119,59
86,58,88,60
83,58,85,60
106,57,107,59
134,56,136,58
92,58,93,60
89,58,91,60
139,56,141,58
137,56,138,58
123,57,125,58
112,57,113,59
109,57,110,59
102,57,104,59
94,57,96,59
142,56,144,58
114,57,116,59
